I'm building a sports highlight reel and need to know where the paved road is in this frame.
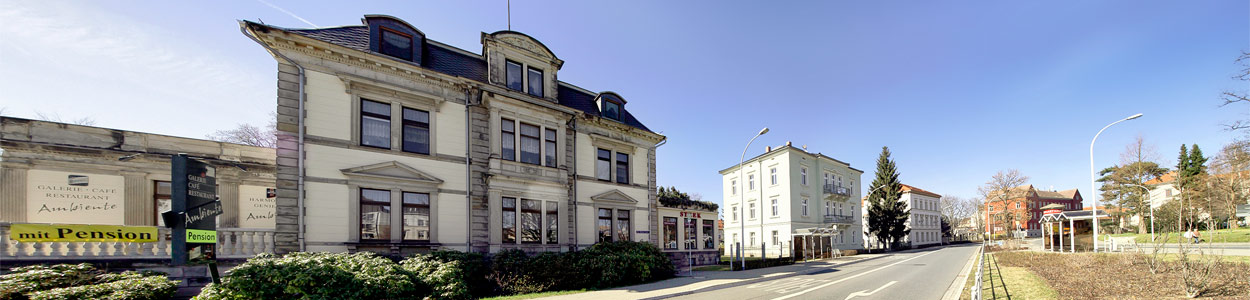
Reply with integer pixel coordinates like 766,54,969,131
665,244,980,300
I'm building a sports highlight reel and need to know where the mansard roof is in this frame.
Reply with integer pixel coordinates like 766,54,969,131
259,17,652,133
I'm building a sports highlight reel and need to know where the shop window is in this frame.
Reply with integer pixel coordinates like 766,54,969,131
703,220,715,249
684,218,697,250
663,217,678,250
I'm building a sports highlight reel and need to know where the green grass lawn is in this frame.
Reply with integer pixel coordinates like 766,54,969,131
479,290,588,300
1109,228,1250,243
964,253,1059,300
693,264,731,271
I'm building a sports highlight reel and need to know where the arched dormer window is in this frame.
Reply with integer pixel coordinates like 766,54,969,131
364,15,425,64
595,93,626,122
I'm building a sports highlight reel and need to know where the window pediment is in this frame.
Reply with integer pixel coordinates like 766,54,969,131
341,161,443,186
590,189,638,204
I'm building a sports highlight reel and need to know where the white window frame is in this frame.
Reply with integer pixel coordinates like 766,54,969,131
801,167,808,185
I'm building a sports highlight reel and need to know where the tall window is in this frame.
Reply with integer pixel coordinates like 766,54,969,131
684,218,697,250
731,180,737,195
154,181,171,227
402,192,430,241
598,208,613,243
379,28,413,61
502,197,517,243
544,129,557,167
749,232,756,246
616,210,631,242
703,220,714,249
546,201,558,244
527,67,544,97
770,168,777,185
748,174,755,190
501,119,515,161
360,189,391,240
749,202,756,219
801,167,808,185
361,99,391,148
771,230,779,245
825,200,831,215
520,199,542,243
731,205,738,221
402,108,430,154
519,123,542,165
663,217,678,249
506,60,523,91
802,199,808,216
616,153,630,184
596,149,611,181
771,199,778,216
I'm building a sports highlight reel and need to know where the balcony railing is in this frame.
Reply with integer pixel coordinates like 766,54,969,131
824,184,851,196
823,214,855,224
0,223,275,261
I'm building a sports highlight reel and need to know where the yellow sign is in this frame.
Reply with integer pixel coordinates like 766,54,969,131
10,223,157,242
186,229,217,243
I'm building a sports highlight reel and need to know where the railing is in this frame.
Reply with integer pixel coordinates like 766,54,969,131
971,242,985,300
823,184,851,196
0,223,274,261
823,214,855,224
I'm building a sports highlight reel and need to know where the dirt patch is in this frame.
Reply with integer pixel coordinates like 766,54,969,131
994,251,1250,299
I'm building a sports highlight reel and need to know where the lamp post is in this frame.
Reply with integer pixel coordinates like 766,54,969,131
738,127,768,270
1090,113,1143,252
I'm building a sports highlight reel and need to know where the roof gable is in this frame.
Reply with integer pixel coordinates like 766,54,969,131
590,189,638,204
340,161,444,185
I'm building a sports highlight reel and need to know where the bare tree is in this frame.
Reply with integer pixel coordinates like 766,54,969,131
1221,51,1250,132
206,112,277,148
977,169,1030,240
939,194,976,223
34,111,96,126
1208,141,1250,229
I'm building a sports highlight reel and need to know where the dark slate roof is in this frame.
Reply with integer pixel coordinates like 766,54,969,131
280,23,652,133
291,26,369,51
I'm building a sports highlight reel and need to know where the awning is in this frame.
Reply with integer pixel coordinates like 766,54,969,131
1040,210,1109,222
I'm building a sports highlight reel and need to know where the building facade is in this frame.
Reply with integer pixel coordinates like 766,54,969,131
861,184,943,248
984,185,1082,237
0,117,277,229
241,15,664,255
720,144,864,258
657,205,719,267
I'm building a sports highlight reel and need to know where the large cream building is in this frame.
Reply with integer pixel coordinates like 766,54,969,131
861,184,943,249
720,144,864,258
240,15,664,255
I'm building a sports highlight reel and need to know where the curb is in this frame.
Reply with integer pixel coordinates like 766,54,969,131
637,254,893,300
941,244,981,300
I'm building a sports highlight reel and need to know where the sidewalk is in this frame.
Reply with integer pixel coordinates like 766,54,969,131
535,254,889,300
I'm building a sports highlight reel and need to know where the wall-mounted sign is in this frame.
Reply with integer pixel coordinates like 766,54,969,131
1043,209,1062,215
238,185,276,228
26,170,125,225
679,211,703,218
10,223,157,243
186,229,217,243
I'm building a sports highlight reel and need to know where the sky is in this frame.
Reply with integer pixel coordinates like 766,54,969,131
1,1,1247,210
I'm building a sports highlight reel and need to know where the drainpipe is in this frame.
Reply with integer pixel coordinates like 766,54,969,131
568,117,578,250
465,87,476,252
653,137,667,246
241,22,307,252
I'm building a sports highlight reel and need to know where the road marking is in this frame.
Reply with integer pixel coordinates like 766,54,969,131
843,281,897,300
769,249,941,300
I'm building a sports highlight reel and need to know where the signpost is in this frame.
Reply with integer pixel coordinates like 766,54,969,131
161,154,221,284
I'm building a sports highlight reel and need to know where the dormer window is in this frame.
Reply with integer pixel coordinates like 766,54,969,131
602,101,620,121
506,60,524,91
379,28,413,61
527,67,544,97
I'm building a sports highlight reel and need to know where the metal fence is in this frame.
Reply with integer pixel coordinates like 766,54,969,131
971,241,985,300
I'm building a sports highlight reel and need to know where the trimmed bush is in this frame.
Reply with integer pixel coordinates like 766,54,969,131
194,252,426,300
399,250,492,299
574,241,676,289
0,264,176,300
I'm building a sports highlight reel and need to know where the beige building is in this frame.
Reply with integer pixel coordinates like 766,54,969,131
240,15,664,255
861,184,943,248
720,143,864,258
0,117,276,229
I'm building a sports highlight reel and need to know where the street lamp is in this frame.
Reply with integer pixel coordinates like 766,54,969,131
1121,183,1155,241
738,127,768,270
1090,113,1143,252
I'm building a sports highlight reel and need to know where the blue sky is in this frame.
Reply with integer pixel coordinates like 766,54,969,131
1,1,1247,209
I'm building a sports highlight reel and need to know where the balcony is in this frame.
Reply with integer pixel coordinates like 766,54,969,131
823,214,855,225
824,184,851,197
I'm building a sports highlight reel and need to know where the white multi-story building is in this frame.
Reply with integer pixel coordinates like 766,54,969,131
862,184,943,249
720,143,864,258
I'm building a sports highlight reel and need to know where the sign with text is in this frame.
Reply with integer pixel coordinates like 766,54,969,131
10,223,157,243
25,170,125,225
169,155,218,266
679,211,703,218
1043,209,1062,215
238,185,276,228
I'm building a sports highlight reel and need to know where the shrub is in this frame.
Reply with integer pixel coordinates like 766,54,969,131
575,241,675,289
0,263,99,300
28,275,177,300
194,252,425,300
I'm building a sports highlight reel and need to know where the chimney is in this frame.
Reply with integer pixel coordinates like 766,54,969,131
765,146,772,152
786,141,792,147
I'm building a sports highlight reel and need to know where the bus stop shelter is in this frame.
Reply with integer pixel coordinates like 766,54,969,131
792,224,843,261
1039,209,1108,253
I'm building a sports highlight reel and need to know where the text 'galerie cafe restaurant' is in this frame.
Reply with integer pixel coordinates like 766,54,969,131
0,117,278,261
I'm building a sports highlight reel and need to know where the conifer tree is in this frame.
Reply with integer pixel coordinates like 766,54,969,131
866,146,909,249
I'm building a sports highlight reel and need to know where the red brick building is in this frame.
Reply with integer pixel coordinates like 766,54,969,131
985,185,1082,237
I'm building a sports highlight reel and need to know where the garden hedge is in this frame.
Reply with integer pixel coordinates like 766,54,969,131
0,264,176,300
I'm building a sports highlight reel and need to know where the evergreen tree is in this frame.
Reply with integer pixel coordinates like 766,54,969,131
866,146,909,249
1178,144,1190,187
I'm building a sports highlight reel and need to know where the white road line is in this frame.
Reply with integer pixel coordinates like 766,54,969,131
769,249,942,300
843,281,897,300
